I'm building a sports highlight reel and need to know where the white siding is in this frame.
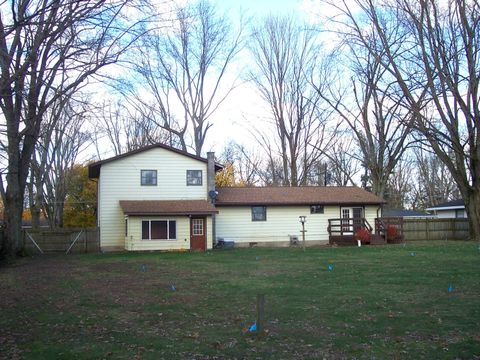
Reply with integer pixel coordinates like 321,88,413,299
435,209,467,218
98,147,208,249
216,205,380,244
125,215,213,251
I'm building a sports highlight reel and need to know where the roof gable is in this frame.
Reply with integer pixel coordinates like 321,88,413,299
88,143,222,178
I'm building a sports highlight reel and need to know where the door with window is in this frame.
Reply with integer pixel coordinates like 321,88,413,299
190,217,206,251
341,207,364,233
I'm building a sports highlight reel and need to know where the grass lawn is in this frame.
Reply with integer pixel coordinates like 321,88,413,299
1,241,479,359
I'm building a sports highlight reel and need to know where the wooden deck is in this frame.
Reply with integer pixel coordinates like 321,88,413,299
328,217,404,246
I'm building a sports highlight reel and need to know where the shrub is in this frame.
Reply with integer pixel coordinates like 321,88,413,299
355,228,371,242
387,224,398,239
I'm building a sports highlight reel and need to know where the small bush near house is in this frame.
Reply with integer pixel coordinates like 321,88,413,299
387,224,398,239
355,227,371,242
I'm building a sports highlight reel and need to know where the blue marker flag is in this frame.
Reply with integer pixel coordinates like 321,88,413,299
171,285,176,292
327,264,334,271
248,323,257,332
448,284,454,293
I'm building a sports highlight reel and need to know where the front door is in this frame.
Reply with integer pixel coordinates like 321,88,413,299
190,217,206,251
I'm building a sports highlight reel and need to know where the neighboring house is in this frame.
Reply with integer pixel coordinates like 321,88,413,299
88,143,385,251
426,199,466,219
382,209,434,218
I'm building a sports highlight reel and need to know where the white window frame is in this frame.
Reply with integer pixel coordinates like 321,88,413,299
141,170,157,186
141,220,177,240
186,170,203,186
252,206,267,221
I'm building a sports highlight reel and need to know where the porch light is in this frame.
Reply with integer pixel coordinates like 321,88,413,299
299,216,306,224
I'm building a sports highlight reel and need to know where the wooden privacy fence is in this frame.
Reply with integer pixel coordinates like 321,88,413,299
401,218,469,241
23,228,100,254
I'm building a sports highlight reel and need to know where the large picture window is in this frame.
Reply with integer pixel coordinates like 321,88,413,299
251,206,267,221
142,220,176,240
141,170,157,186
186,170,202,186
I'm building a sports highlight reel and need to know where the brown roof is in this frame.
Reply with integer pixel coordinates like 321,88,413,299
119,200,218,215
88,143,223,178
215,186,384,206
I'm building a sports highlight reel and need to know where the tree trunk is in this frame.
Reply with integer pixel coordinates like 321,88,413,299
465,190,480,242
3,187,25,257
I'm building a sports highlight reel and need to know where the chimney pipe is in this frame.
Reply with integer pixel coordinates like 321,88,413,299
207,152,216,199
207,152,217,247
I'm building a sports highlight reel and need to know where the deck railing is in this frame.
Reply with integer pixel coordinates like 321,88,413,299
327,218,373,237
375,217,404,242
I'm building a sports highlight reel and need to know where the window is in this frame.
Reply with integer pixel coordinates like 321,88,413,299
310,205,324,214
186,170,202,186
141,220,176,240
125,217,128,237
455,209,465,218
141,170,157,186
192,219,204,235
252,206,267,221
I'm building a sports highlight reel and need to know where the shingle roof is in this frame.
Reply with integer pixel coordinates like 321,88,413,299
427,199,465,210
88,143,223,178
215,186,384,206
119,200,218,215
383,209,431,217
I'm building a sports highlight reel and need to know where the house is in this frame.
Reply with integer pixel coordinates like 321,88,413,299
382,209,433,218
215,186,383,246
426,199,466,218
88,144,221,252
88,143,385,251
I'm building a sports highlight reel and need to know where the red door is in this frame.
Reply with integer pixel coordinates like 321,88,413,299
190,218,206,251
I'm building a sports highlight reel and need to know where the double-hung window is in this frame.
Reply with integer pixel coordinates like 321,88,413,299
251,206,267,221
186,170,202,186
141,170,157,186
142,220,176,240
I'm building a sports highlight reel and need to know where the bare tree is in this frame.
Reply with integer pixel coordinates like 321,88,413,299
126,0,242,156
249,16,332,186
92,100,171,158
325,136,362,186
411,147,461,210
0,0,152,257
218,141,262,186
385,158,415,209
317,31,415,198
42,100,90,228
328,0,480,240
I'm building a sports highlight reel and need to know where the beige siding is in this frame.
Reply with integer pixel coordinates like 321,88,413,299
364,206,381,228
98,147,208,249
126,216,191,251
125,215,213,251
216,206,334,243
206,217,213,250
216,205,381,244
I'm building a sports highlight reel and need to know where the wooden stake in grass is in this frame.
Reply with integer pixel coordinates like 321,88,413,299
256,294,265,335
